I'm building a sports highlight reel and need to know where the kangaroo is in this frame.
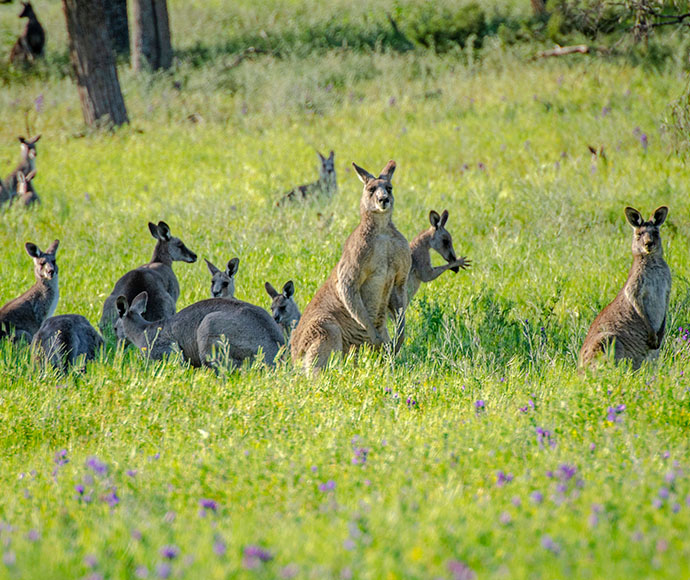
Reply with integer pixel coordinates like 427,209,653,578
291,160,411,371
580,206,671,370
276,150,337,206
265,280,301,337
9,2,45,65
3,135,40,205
15,169,39,206
32,314,103,372
205,257,239,298
114,291,285,369
0,239,59,343
407,209,471,299
100,221,197,330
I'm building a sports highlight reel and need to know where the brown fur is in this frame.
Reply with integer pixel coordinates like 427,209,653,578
2,135,40,207
580,206,671,370
291,160,411,371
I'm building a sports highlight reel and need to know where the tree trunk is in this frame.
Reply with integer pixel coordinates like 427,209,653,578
105,0,129,56
131,0,173,72
63,0,129,128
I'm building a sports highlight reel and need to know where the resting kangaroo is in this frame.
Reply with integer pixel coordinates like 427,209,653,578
16,169,39,206
205,257,239,298
276,150,337,205
115,292,285,369
265,280,301,337
3,135,40,205
291,160,411,371
9,2,45,65
100,221,197,330
580,206,671,370
32,315,103,372
0,239,59,343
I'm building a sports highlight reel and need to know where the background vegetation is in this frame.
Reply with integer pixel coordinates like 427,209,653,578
1,1,690,578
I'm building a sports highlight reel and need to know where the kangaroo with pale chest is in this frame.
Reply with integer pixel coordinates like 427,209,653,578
0,239,59,343
580,206,671,370
2,135,40,207
100,221,197,330
291,160,411,371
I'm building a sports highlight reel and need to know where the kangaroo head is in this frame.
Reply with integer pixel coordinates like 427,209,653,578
265,280,301,331
25,239,58,281
205,257,239,298
353,160,396,216
19,2,35,18
114,291,148,343
17,170,36,196
429,209,459,267
148,221,198,263
625,206,668,257
18,135,40,161
318,150,336,183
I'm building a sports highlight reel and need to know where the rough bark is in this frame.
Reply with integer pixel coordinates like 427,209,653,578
131,0,173,72
63,0,129,128
105,0,130,56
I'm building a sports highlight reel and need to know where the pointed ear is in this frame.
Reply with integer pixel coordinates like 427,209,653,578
429,210,441,228
148,222,159,239
30,134,41,144
25,242,40,258
440,209,449,227
205,258,220,275
18,136,27,144
352,162,375,184
45,239,59,255
625,207,644,228
265,281,278,298
17,171,26,185
226,257,239,277
378,160,396,181
317,151,326,162
130,291,148,315
25,169,36,182
329,150,334,159
652,206,668,227
115,296,129,318
283,280,295,299
157,221,172,241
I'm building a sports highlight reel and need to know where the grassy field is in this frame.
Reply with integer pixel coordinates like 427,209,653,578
1,1,690,579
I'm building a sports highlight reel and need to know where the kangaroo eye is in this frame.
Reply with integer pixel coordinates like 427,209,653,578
222,281,229,288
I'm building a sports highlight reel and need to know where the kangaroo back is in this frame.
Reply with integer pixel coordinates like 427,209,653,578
276,150,337,206
32,314,103,372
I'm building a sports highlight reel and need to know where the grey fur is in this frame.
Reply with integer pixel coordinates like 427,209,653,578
32,314,103,372
205,257,239,298
265,280,301,337
276,150,337,205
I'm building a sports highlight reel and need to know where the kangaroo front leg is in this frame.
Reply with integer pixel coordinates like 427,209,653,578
337,267,381,345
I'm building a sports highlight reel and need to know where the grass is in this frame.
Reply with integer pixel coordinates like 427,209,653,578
1,1,690,578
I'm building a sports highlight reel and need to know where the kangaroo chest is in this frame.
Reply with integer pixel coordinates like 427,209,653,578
360,230,408,315
624,262,670,332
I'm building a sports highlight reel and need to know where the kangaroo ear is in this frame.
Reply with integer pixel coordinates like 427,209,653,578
317,151,326,162
204,258,220,275
378,160,396,181
352,162,375,184
625,207,644,228
157,221,172,241
18,136,27,144
30,134,41,144
45,239,59,255
283,280,295,299
130,291,148,315
226,257,239,277
148,222,159,239
652,206,668,226
429,210,441,228
265,281,278,298
440,209,449,227
25,242,40,258
115,296,129,318
17,171,26,185
329,150,334,159
25,169,37,182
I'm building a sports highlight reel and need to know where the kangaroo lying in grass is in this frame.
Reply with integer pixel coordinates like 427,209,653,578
580,206,671,370
205,257,239,298
0,239,59,343
276,150,337,206
32,314,103,372
115,291,285,369
100,221,197,330
291,160,411,371
265,280,301,338
2,135,40,206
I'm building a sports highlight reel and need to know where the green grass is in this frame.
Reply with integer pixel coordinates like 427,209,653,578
1,2,690,578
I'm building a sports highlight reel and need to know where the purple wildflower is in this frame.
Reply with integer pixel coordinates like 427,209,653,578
280,564,299,579
475,400,485,413
406,397,417,407
558,464,577,481
496,471,514,487
160,545,179,560
672,503,681,513
536,427,555,448
84,555,98,568
541,535,560,554
34,94,44,114
2,551,16,567
127,470,137,478
27,529,39,542
243,545,273,569
104,488,119,507
530,490,544,504
652,498,663,509
86,457,108,477
659,487,670,500
156,563,171,579
606,404,626,423
319,480,336,492
75,484,85,495
135,565,148,578
499,511,512,525
54,449,69,466
213,537,227,557
447,559,476,580
640,133,648,151
511,496,521,507
199,498,218,512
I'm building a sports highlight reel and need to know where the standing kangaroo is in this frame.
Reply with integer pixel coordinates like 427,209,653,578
32,314,103,373
205,257,239,298
0,239,59,343
3,135,40,205
100,221,197,330
265,280,301,337
9,2,45,65
291,160,411,371
276,150,337,206
580,206,671,370
16,169,39,206
115,292,285,369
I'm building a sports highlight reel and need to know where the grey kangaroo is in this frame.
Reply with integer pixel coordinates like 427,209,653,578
265,280,301,337
15,169,39,206
0,239,59,343
100,221,197,330
205,257,239,298
2,135,40,206
9,2,45,65
32,315,103,372
276,150,337,206
115,292,285,369
580,206,671,370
